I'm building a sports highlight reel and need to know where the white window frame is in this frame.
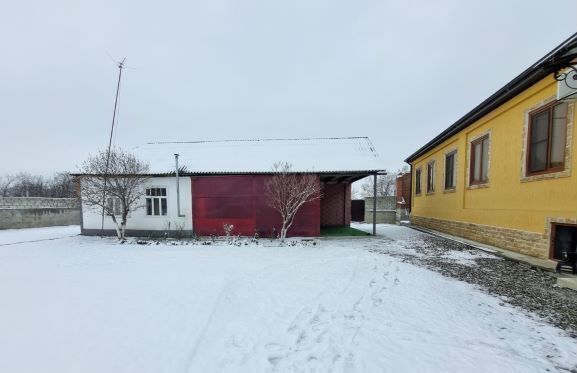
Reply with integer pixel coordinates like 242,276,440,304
145,187,168,216
106,196,122,216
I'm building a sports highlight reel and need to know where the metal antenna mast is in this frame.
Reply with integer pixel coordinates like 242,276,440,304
100,58,126,237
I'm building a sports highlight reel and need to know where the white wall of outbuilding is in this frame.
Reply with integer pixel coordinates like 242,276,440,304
81,176,192,233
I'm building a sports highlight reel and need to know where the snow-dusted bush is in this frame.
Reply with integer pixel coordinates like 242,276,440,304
264,162,321,242
78,147,149,240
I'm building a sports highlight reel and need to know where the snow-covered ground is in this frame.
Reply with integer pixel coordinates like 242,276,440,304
0,225,79,245
0,226,575,373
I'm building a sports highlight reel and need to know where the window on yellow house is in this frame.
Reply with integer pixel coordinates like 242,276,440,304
415,168,422,194
427,161,435,193
444,151,456,190
527,102,568,175
470,135,489,185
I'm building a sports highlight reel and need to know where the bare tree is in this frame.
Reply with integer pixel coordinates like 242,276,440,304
358,171,398,197
0,172,77,198
46,172,77,198
264,162,321,241
10,172,46,197
350,185,363,200
0,174,16,197
78,148,150,240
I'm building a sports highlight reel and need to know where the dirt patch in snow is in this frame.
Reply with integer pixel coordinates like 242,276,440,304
368,232,577,336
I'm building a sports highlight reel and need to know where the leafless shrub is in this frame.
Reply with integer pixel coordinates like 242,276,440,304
0,174,16,197
358,173,397,197
78,147,150,240
264,162,321,241
223,223,234,237
0,172,76,198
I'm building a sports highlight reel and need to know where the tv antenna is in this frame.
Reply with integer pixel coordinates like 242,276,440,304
100,57,126,237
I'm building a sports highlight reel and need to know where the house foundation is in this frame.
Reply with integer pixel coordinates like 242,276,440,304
410,215,550,259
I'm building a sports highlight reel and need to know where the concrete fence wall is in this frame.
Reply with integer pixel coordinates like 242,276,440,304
0,197,80,209
364,196,397,224
0,197,80,229
364,196,397,211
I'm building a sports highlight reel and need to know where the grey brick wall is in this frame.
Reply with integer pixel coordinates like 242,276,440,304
0,197,80,209
364,196,397,211
364,211,396,224
0,208,81,229
0,197,81,229
364,196,397,224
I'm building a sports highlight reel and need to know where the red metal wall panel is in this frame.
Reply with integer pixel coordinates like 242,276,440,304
192,175,320,237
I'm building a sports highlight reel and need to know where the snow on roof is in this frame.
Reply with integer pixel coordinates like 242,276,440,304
134,137,385,174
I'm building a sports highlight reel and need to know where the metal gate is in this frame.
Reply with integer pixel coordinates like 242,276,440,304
351,200,365,222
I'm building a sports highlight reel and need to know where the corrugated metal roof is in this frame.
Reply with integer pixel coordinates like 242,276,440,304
133,137,385,174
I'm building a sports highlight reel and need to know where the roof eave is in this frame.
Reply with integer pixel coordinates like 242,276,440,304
72,170,385,177
405,32,577,164
404,68,545,163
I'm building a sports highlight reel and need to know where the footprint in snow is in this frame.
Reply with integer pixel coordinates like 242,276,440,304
264,343,286,366
287,309,312,332
294,330,308,345
267,355,282,365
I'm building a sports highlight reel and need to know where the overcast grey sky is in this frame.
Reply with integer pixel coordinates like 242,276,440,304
1,0,575,175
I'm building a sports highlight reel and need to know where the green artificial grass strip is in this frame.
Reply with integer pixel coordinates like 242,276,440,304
320,226,370,237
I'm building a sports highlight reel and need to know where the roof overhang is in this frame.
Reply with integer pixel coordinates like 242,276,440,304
72,170,383,184
405,32,577,164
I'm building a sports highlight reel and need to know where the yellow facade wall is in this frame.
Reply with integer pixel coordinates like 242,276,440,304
411,76,577,237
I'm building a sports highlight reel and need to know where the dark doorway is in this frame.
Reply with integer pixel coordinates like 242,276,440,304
551,224,577,260
351,200,365,222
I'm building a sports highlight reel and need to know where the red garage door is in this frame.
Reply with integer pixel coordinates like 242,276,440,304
192,175,320,237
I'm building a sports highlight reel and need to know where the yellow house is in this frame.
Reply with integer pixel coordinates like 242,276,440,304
405,32,577,261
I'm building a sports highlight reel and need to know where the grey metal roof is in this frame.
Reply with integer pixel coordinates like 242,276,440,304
134,136,385,175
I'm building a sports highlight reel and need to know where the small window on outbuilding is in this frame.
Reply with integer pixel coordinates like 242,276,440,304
146,187,168,216
106,197,122,216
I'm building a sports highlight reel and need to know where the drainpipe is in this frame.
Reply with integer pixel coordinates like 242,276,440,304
409,164,413,214
174,154,184,217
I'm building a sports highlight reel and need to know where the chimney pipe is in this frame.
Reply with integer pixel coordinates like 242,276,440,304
174,154,182,217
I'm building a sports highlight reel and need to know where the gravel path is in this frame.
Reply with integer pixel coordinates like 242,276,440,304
368,230,577,336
